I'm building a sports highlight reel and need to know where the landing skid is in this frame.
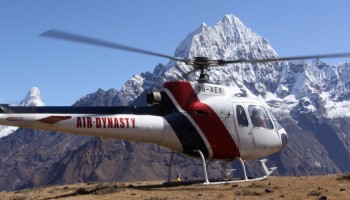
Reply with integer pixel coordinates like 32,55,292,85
165,150,277,185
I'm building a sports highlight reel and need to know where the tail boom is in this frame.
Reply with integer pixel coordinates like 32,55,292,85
0,112,182,152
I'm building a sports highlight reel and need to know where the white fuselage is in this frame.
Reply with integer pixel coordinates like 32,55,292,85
0,81,287,160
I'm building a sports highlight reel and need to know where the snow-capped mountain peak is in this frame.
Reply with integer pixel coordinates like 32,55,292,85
19,87,44,106
107,14,350,120
0,87,44,138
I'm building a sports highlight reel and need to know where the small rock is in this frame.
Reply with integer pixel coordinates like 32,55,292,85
265,188,273,193
319,196,328,200
307,190,321,196
340,188,346,191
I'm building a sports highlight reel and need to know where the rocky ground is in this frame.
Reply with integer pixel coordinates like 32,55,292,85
1,174,350,200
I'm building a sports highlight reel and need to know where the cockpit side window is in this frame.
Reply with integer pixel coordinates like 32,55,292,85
248,105,274,130
236,105,249,127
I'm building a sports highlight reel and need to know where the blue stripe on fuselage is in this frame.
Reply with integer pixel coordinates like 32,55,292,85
161,92,209,158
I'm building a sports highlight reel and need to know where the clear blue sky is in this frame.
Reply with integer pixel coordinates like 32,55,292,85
1,0,350,106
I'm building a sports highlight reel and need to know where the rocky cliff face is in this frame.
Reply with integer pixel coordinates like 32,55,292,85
1,14,350,191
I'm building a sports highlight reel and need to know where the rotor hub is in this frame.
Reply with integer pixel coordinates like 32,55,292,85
190,57,213,83
189,56,218,68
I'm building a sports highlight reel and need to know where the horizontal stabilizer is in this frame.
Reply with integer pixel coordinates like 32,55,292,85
38,116,72,124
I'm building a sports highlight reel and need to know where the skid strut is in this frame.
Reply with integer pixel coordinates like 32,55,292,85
166,152,175,183
164,150,277,185
195,150,209,184
195,150,277,185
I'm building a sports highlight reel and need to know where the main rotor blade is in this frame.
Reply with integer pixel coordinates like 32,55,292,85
218,52,350,65
40,29,188,62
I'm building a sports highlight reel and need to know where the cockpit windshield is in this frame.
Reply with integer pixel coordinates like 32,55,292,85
268,110,284,130
248,105,273,129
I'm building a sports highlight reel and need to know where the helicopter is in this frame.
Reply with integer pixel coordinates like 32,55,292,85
1,30,350,185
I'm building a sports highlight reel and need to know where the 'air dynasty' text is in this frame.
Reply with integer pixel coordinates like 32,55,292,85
76,117,136,128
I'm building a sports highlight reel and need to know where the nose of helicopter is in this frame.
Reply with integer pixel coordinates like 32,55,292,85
280,132,288,150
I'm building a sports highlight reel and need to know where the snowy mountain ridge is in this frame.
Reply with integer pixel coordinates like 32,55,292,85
110,14,350,119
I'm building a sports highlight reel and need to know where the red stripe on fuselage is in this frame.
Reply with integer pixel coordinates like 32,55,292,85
164,82,240,159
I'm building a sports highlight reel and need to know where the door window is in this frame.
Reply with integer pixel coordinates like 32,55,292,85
236,105,249,127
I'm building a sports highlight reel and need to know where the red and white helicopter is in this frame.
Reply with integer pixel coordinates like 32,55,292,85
1,30,350,184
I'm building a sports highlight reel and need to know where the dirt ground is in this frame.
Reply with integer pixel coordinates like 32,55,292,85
1,174,350,200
